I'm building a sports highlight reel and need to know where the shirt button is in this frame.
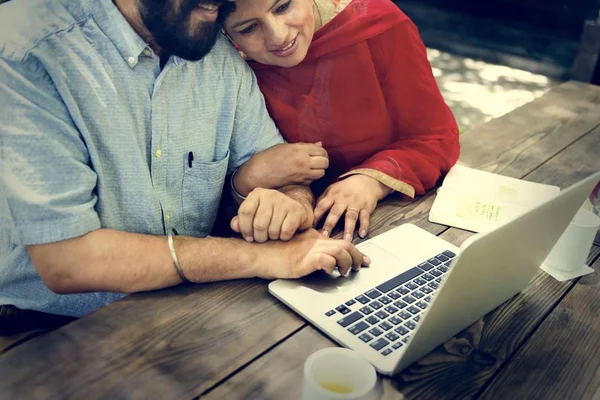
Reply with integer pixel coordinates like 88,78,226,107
165,213,171,223
143,49,152,57
127,56,136,65
155,149,162,158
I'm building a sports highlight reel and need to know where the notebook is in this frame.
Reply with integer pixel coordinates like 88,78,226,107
429,164,560,233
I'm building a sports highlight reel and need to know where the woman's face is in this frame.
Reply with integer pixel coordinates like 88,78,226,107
223,0,316,68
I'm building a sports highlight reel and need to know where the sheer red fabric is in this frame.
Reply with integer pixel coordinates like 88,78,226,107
249,0,460,197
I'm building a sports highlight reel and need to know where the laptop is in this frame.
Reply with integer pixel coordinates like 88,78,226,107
269,170,600,375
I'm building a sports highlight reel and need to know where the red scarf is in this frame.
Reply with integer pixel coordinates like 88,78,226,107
249,0,460,197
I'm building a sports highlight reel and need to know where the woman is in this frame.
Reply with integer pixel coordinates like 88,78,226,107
220,0,460,240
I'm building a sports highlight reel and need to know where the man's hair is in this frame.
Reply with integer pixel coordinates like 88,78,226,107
217,2,237,25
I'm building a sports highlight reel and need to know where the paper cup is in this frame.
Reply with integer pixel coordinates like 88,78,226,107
301,348,377,400
544,208,600,272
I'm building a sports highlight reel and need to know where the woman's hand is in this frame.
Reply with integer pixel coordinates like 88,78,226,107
234,142,329,196
314,175,392,240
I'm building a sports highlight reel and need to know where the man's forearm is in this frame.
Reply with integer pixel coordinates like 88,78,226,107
27,228,260,294
278,184,315,229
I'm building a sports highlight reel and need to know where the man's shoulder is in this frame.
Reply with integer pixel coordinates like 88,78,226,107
0,0,87,62
200,34,250,77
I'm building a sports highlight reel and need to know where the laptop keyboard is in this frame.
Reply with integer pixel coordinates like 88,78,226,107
325,250,456,357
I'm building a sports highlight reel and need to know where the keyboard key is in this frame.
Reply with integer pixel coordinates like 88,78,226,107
424,296,432,303
402,336,410,343
407,306,420,314
430,269,442,277
422,274,434,281
412,291,424,299
348,321,369,335
414,315,421,322
366,316,380,325
376,267,424,293
435,254,450,262
395,326,409,335
405,321,416,330
379,321,393,331
325,310,336,317
437,265,448,273
406,282,418,290
370,338,389,351
369,327,383,337
356,295,370,304
416,301,428,309
402,295,416,304
384,305,398,314
443,250,456,258
370,301,383,310
379,296,392,305
418,261,435,271
389,316,402,325
345,299,357,306
392,342,403,349
337,311,363,327
421,286,433,294
428,282,439,289
365,289,383,299
385,332,400,341
382,348,393,356
393,300,407,309
414,278,427,286
359,333,373,343
435,278,442,283
397,287,410,295
399,311,412,320
336,305,351,315
388,291,401,300
360,306,374,315
428,258,442,266
375,311,389,319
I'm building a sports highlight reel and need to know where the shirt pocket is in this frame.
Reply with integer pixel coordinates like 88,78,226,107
182,150,230,235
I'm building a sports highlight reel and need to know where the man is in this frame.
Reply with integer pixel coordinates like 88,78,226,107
0,0,369,331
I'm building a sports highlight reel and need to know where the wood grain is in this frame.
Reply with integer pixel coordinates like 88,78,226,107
478,256,600,400
2,81,600,400
0,280,303,399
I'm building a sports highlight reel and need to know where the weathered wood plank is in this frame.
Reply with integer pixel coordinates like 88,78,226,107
478,256,600,400
1,82,599,400
458,81,600,178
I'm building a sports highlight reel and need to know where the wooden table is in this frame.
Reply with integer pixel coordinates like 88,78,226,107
1,81,600,400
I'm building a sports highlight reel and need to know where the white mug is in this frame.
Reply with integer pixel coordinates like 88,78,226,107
544,207,600,272
301,347,377,400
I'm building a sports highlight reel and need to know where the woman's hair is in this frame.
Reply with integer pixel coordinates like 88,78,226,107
217,2,237,25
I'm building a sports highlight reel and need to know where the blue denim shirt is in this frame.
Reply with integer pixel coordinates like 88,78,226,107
0,0,283,317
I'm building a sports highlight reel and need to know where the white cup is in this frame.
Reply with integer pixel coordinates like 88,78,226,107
301,347,377,400
544,208,600,272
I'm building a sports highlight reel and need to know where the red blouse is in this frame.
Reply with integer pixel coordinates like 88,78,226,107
249,0,460,198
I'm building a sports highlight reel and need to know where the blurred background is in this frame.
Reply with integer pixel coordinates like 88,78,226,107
392,0,600,130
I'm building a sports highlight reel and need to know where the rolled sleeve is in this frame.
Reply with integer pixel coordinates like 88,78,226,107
227,57,284,173
0,57,100,245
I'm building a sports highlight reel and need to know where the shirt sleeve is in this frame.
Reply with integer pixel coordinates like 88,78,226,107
226,53,285,174
0,56,100,245
343,19,460,198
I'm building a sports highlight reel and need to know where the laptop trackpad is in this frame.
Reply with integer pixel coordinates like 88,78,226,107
297,243,411,296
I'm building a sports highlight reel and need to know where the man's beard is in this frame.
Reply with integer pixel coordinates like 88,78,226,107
139,0,223,61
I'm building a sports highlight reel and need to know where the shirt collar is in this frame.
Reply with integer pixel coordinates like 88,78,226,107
91,0,151,68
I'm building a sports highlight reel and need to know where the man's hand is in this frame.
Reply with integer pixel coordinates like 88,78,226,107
233,142,329,196
315,175,392,241
231,188,313,242
253,229,371,279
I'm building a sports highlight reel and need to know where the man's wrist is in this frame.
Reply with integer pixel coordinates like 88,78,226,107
232,164,255,197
